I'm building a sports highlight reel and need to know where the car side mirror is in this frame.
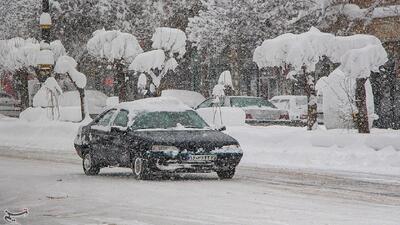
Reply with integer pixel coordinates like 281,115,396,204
110,126,126,133
217,125,226,132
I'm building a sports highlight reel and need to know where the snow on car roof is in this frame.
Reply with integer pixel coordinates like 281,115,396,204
271,95,307,99
118,97,192,113
227,96,263,98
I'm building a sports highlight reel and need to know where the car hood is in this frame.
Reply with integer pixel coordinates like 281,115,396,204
130,129,238,151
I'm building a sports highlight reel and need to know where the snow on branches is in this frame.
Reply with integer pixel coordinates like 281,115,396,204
0,37,66,73
129,27,187,95
253,27,386,77
151,27,186,58
86,29,143,64
339,45,388,79
54,55,86,89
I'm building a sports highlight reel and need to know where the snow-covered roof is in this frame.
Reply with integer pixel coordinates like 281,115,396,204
117,97,192,113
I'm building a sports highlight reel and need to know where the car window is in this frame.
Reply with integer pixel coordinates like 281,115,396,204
197,98,213,108
112,110,129,127
279,99,290,110
131,110,208,130
270,99,279,104
230,97,277,108
96,109,117,127
0,93,10,98
295,97,307,106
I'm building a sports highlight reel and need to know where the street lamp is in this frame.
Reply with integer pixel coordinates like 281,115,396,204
38,0,53,83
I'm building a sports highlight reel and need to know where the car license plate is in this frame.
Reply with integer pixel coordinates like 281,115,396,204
188,155,216,162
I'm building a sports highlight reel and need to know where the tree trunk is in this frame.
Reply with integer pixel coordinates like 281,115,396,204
355,78,370,133
303,67,317,130
15,69,30,110
78,88,85,120
114,62,127,102
229,46,240,95
67,73,85,121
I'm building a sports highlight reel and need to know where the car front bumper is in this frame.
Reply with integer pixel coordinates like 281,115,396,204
145,151,243,173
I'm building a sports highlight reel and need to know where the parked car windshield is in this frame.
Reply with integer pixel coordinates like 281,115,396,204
230,97,276,108
131,110,209,130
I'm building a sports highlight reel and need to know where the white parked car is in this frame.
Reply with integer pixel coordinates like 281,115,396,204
196,96,289,124
59,90,108,118
270,95,308,121
161,89,205,108
0,92,21,117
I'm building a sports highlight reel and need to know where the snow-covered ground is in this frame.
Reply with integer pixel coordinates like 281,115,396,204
1,156,399,225
0,116,399,175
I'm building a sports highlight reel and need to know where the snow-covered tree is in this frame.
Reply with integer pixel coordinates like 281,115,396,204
87,29,143,102
187,0,333,93
54,55,87,121
0,37,65,109
129,27,187,96
253,27,387,132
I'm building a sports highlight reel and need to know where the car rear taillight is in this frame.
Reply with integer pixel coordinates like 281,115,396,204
300,114,307,120
279,113,289,120
245,113,253,120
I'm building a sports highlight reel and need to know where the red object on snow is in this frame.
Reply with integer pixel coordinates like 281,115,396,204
103,77,114,87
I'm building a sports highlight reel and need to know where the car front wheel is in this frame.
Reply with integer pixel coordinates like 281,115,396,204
217,168,235,179
83,152,100,175
132,157,151,180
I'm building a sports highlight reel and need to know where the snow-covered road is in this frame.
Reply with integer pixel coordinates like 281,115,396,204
1,154,399,225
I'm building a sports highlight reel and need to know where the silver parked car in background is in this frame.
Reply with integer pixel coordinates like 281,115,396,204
196,96,289,124
0,92,21,117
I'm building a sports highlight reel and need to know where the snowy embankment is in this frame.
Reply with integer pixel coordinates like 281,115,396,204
0,117,81,151
0,116,399,175
226,126,400,175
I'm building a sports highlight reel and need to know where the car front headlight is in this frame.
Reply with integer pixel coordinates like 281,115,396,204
151,145,180,157
212,145,243,154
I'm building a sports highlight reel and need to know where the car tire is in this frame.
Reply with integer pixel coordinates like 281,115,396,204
217,168,235,179
83,152,100,176
132,156,151,180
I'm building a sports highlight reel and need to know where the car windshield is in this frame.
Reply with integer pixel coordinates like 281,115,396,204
230,97,276,108
131,110,209,130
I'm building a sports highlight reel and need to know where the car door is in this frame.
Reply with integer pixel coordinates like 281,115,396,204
89,109,117,164
107,109,131,166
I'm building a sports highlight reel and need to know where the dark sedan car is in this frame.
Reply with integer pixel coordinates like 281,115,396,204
74,97,243,180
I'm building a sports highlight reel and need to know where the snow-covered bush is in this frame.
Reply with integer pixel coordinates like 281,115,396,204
317,69,375,130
